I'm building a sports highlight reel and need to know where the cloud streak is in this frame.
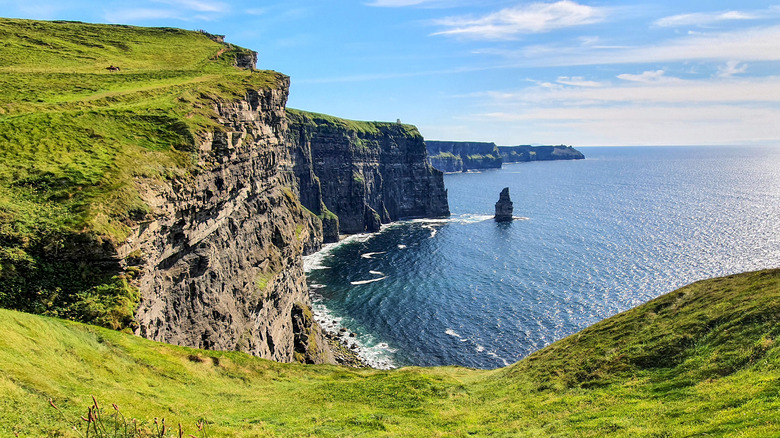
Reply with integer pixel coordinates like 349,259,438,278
431,1,607,40
484,76,780,105
654,10,758,28
464,74,780,145
478,25,780,66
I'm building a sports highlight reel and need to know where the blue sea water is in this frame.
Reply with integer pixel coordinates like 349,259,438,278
304,146,780,369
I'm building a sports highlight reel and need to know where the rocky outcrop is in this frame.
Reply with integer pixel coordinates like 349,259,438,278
425,141,585,173
286,110,450,239
426,141,502,172
499,145,585,162
123,76,331,364
494,187,514,222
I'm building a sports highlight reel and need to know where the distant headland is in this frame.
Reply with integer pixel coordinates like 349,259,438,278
425,140,585,173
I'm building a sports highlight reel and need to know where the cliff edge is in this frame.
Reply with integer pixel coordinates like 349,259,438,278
0,18,453,365
425,140,585,173
286,109,450,239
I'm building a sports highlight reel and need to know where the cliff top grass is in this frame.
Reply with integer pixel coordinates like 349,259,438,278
0,18,283,242
287,108,421,138
0,18,287,322
2,268,779,437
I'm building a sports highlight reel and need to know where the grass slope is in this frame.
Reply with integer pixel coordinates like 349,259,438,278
0,18,283,327
287,108,421,138
2,269,779,437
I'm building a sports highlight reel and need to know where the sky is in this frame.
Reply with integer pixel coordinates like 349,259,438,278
3,0,780,146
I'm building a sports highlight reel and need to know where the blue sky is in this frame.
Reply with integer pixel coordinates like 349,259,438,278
4,0,780,146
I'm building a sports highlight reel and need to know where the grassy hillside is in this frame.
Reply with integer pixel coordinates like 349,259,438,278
2,269,778,437
0,19,284,327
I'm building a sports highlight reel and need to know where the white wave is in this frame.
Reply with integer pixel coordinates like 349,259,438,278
350,276,387,285
302,250,332,272
409,218,450,224
445,328,461,338
309,299,397,370
422,224,438,239
486,351,510,367
397,244,407,249
360,251,386,259
309,283,325,290
450,214,494,224
410,213,496,226
369,270,385,276
476,345,485,352
303,232,383,272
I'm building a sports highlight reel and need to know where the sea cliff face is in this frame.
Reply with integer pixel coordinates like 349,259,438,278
425,140,502,172
286,110,450,238
0,19,451,367
425,141,585,172
124,81,331,364
499,145,585,162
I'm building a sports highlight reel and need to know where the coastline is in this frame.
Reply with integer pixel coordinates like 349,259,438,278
303,215,496,369
304,231,398,370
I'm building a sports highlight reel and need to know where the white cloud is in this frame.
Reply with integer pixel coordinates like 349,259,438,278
104,8,183,22
431,1,607,40
617,70,680,83
465,75,780,145
103,0,228,23
556,76,604,87
654,10,758,28
473,105,780,146
479,26,780,66
717,61,748,78
486,76,780,105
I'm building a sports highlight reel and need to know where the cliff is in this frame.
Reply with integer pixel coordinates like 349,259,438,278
286,109,450,238
0,19,332,364
499,145,585,162
128,83,331,364
425,141,585,172
0,18,453,366
425,140,502,172
494,187,513,222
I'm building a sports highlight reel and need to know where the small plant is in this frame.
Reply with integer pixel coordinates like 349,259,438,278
48,396,209,438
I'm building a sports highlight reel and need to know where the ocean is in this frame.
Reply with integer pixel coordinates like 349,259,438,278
303,146,780,369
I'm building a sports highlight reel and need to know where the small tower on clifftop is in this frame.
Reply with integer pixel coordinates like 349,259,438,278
494,187,514,222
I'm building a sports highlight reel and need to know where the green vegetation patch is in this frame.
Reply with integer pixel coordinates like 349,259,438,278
0,18,284,329
287,108,421,138
1,269,779,436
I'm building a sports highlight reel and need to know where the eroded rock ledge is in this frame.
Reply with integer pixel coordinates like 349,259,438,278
286,109,450,240
121,85,450,365
125,79,331,364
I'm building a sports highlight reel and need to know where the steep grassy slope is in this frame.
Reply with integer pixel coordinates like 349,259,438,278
2,269,778,437
0,19,283,327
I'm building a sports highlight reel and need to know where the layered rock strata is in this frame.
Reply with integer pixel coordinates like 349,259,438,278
425,140,502,172
494,187,514,222
425,141,585,173
286,110,450,238
123,77,331,364
499,145,585,162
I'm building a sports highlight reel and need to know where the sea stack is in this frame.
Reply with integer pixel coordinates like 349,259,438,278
494,187,514,222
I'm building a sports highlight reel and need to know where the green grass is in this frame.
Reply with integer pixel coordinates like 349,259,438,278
2,269,779,436
0,18,284,327
287,108,421,138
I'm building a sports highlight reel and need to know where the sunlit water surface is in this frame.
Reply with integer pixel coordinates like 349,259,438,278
304,146,780,369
